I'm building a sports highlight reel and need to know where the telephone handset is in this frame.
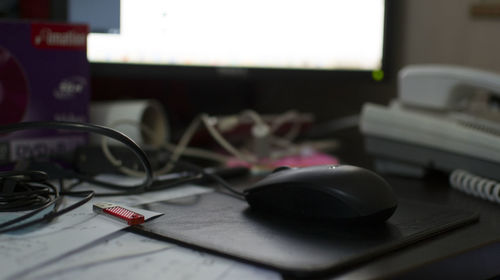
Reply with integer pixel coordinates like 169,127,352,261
398,64,500,110
360,64,500,204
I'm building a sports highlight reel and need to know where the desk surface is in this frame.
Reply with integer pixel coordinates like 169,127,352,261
307,129,500,279
134,182,480,279
3,129,500,280
333,174,500,279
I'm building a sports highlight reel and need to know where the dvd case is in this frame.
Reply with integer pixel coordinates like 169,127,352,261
0,20,90,164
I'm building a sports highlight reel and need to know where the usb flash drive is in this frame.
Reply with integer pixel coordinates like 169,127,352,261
93,202,145,225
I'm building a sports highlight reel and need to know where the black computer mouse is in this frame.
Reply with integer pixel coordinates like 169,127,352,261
243,165,397,223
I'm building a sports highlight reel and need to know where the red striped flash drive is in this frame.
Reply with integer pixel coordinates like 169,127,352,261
93,202,145,225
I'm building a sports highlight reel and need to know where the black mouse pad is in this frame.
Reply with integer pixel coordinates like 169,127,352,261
132,191,478,278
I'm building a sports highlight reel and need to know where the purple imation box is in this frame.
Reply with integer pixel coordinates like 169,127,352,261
0,20,90,163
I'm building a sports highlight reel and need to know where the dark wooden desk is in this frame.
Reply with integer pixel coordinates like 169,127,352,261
323,174,500,279
324,129,500,279
136,128,500,279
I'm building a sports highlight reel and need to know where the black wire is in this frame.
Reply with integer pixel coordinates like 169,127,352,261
52,190,94,216
170,159,245,197
0,121,241,196
64,174,203,197
0,169,96,233
0,181,59,230
60,153,243,197
0,121,154,191
0,170,97,234
0,121,243,233
0,189,94,234
0,121,151,233
0,170,54,211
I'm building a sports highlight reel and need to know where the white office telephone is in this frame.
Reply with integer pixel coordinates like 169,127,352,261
360,64,500,203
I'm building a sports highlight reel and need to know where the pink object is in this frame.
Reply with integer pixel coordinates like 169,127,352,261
227,152,339,170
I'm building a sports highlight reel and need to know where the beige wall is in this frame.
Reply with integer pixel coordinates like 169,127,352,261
398,0,500,72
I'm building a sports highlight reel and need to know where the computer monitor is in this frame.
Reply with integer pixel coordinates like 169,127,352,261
66,0,390,81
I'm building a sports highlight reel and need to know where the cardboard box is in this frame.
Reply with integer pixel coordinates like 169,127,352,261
0,20,90,163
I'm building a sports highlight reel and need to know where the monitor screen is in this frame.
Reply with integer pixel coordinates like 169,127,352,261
69,0,388,80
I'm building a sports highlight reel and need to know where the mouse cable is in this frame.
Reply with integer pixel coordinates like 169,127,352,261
63,158,245,197
170,157,245,197
0,170,94,233
63,170,205,197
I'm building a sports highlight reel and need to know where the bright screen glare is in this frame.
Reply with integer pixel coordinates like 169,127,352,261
86,0,385,71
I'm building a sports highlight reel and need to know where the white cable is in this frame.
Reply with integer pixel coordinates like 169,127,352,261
100,118,230,177
449,169,500,204
240,110,272,159
138,115,229,173
201,114,257,163
101,110,319,176
164,116,204,172
101,113,257,177
101,120,154,177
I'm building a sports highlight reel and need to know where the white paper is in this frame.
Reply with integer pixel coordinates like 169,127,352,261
88,181,213,206
22,230,280,280
0,175,278,280
0,183,212,280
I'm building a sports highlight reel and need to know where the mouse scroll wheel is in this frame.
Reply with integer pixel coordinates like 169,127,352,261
272,166,293,173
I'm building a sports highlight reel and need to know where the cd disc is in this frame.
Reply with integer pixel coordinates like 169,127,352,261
0,46,29,125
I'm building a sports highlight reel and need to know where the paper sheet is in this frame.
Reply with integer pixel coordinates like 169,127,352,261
21,230,280,280
0,184,212,280
0,173,278,280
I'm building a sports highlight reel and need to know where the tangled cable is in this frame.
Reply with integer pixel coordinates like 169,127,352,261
0,121,240,233
0,170,94,233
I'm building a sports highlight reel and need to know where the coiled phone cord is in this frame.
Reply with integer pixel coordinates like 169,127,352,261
449,169,500,204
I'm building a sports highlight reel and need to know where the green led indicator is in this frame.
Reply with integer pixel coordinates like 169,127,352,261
372,70,384,81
